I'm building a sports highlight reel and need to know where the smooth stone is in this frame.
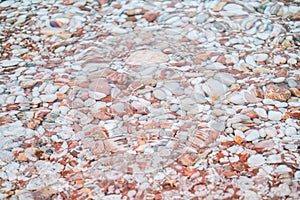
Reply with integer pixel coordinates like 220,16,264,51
214,72,236,86
26,178,45,190
32,97,42,104
191,93,207,103
1,58,22,67
195,13,209,24
287,79,297,88
110,26,128,34
266,154,282,164
245,130,260,141
274,165,292,173
274,55,286,64
265,127,277,138
270,183,291,197
0,0,14,7
44,84,59,94
224,3,243,11
21,80,39,88
243,91,259,103
40,94,57,103
40,27,65,36
257,32,270,40
262,98,274,105
165,16,180,24
254,108,268,118
228,94,245,105
253,53,268,62
272,77,285,83
153,89,166,100
274,101,288,108
245,55,257,66
247,154,266,167
264,85,291,102
268,110,282,121
186,30,199,40
89,78,111,95
202,78,228,98
295,171,300,181
285,127,297,136
89,91,107,100
126,49,169,66
209,120,225,131
206,62,226,70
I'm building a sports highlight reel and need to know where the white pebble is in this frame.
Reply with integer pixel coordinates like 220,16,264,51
245,130,260,141
40,94,57,103
266,154,282,164
274,165,292,173
285,127,297,136
153,89,166,100
268,110,282,121
247,154,265,167
254,107,267,118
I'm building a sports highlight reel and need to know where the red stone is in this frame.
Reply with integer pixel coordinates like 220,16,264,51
144,11,160,22
89,78,111,95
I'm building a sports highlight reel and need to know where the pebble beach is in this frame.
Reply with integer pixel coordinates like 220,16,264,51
0,0,300,199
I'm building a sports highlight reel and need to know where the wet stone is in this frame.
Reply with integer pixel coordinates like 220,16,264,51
264,85,291,102
214,72,236,86
247,154,266,167
1,0,300,198
266,154,282,164
268,110,282,121
153,89,166,100
126,49,169,66
245,130,260,141
40,94,57,103
89,78,111,95
202,78,228,98
228,93,245,105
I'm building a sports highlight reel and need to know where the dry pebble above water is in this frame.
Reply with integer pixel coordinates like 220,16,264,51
0,0,300,199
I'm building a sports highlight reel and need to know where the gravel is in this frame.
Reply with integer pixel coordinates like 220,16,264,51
0,0,299,199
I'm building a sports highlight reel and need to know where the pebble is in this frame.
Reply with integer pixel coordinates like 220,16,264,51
247,154,266,167
21,80,39,89
1,0,299,198
202,78,228,98
89,79,111,95
40,94,57,103
271,183,291,197
266,154,282,164
264,85,291,102
253,53,268,62
245,130,260,141
44,84,59,94
274,165,292,173
272,77,285,83
265,127,277,138
254,107,268,118
153,89,166,100
195,13,209,24
274,55,286,64
228,94,245,105
209,120,225,132
0,0,14,7
186,30,199,40
1,58,22,67
285,127,297,136
214,72,236,86
126,49,169,65
295,171,300,181
206,62,227,70
268,110,282,121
